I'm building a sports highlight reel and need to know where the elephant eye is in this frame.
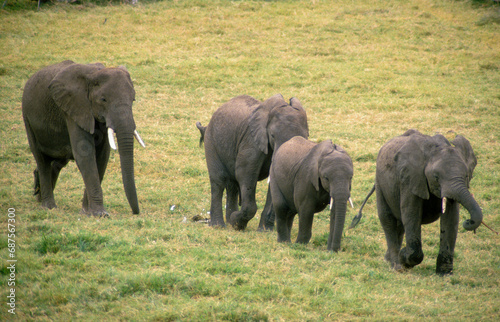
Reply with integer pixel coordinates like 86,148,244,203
101,97,107,103
433,174,439,182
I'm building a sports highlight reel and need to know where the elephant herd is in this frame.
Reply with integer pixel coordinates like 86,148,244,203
22,61,483,275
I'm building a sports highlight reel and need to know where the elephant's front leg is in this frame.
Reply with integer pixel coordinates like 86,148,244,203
68,122,106,217
296,202,316,244
230,159,261,230
82,133,110,216
230,182,258,231
226,180,239,224
436,199,460,275
399,196,424,269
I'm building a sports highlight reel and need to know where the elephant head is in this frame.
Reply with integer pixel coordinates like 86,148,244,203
395,134,482,231
309,140,354,252
248,94,309,154
48,63,145,214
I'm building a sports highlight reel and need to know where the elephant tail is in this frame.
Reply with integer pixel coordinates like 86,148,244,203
349,184,375,229
196,122,206,147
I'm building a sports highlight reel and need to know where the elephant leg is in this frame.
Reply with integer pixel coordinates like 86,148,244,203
209,180,226,227
226,180,239,224
399,197,424,269
276,208,294,243
34,154,57,209
296,205,315,244
51,159,69,191
25,120,56,208
68,122,106,217
230,182,258,231
258,187,275,231
436,200,460,275
377,190,404,271
82,137,110,214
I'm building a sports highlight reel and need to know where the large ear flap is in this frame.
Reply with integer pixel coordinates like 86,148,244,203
289,97,309,136
395,138,430,200
248,94,286,154
306,140,334,191
452,135,477,180
49,63,104,134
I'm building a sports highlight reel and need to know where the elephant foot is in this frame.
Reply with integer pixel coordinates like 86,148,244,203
436,253,454,276
230,212,249,231
392,263,405,273
399,244,424,269
41,200,57,209
231,219,249,231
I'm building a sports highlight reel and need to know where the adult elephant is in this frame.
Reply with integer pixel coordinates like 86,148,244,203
350,129,482,275
22,60,145,217
270,137,353,251
196,94,309,230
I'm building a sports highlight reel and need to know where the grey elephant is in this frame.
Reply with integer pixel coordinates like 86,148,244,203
350,129,482,275
22,60,145,217
270,136,353,251
196,94,309,230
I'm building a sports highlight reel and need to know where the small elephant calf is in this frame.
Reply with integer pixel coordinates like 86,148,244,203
270,136,353,251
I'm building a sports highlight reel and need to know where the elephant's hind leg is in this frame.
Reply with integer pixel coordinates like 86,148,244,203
209,180,226,227
377,190,404,271
25,119,56,208
34,155,58,209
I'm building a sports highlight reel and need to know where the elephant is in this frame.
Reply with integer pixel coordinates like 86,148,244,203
350,129,482,275
270,136,354,251
22,60,145,217
196,94,309,230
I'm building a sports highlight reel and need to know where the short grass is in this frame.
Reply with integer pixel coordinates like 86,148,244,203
1,0,499,320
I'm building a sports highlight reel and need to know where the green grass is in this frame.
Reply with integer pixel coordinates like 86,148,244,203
1,0,499,320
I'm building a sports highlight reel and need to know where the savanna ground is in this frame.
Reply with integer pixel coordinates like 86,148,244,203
0,0,499,320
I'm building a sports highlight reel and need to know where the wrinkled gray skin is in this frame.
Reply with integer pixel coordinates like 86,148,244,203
196,94,309,230
351,129,482,275
22,60,142,217
270,137,353,251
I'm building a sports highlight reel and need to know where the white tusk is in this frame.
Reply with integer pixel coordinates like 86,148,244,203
329,197,333,210
442,197,447,214
134,130,146,148
107,128,117,150
349,197,354,208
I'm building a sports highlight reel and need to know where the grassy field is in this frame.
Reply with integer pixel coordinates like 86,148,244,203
1,0,499,320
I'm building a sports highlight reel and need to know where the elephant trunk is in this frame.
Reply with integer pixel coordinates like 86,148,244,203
328,192,348,252
116,130,140,214
445,182,482,231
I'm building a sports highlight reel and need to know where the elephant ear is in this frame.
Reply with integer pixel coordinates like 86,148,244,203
248,94,286,154
306,140,334,191
395,137,430,200
452,135,477,180
49,63,104,134
289,97,309,136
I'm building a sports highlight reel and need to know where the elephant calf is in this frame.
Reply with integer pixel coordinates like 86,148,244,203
22,60,145,217
351,129,482,275
270,136,353,251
